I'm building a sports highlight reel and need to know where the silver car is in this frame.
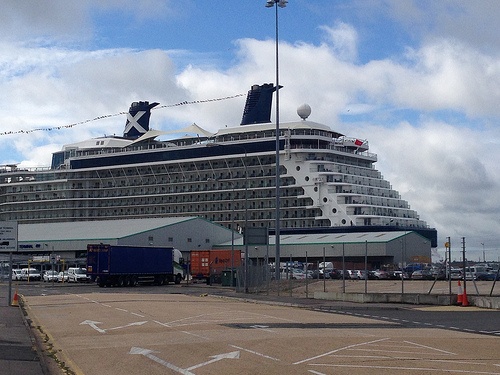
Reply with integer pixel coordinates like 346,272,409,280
43,270,59,282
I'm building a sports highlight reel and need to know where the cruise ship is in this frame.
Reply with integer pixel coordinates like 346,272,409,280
0,84,437,246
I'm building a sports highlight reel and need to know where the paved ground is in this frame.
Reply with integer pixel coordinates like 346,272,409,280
2,279,499,375
23,290,500,375
0,285,48,375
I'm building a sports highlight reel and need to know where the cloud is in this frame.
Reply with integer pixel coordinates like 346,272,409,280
0,2,92,42
0,0,178,43
319,22,358,62
351,0,500,53
367,121,500,244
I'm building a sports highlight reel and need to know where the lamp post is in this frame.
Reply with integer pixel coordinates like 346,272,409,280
322,246,326,292
266,0,287,281
446,237,451,300
230,183,235,290
342,242,346,293
400,236,405,294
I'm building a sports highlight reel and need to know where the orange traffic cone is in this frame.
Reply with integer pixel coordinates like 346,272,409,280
456,280,463,305
462,287,469,307
11,289,19,307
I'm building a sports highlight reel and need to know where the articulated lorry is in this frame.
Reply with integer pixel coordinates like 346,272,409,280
86,244,185,287
190,249,241,284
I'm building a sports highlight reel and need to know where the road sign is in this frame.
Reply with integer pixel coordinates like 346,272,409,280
0,221,18,252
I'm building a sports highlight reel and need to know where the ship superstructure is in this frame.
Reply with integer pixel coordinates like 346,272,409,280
0,84,436,245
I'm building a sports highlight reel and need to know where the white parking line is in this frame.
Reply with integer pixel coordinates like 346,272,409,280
293,338,389,365
309,363,500,373
404,341,457,355
229,345,280,361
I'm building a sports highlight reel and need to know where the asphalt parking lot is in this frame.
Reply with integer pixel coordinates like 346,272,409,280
13,281,500,375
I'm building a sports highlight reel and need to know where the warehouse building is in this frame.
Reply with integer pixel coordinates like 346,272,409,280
15,217,237,266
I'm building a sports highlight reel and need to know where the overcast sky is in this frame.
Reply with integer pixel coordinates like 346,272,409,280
1,0,499,262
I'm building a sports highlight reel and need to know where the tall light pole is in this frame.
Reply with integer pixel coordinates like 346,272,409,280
266,0,287,281
481,242,485,262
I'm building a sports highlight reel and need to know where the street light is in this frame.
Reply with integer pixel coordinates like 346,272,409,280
265,0,287,282
342,242,345,293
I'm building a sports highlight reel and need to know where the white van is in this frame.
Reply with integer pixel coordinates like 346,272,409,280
465,266,487,280
20,268,41,281
318,262,334,278
67,267,90,283
11,269,22,281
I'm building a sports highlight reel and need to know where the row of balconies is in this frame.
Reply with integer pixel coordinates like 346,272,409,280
1,205,322,226
333,185,401,200
2,194,313,213
323,175,391,190
340,194,408,209
5,168,281,194
5,183,307,205
312,162,381,180
344,206,418,219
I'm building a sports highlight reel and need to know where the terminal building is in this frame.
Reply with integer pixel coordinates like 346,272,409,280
5,218,431,271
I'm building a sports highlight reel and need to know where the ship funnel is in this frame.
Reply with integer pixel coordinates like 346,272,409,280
123,101,159,139
240,83,280,125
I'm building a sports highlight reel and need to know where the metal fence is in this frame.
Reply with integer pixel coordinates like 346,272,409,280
225,257,500,298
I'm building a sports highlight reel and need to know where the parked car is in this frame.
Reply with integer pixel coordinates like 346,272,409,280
404,263,424,273
346,270,358,279
57,271,69,283
465,266,488,280
43,270,59,282
328,269,342,279
68,267,90,283
336,269,350,279
290,269,311,280
20,268,41,281
430,267,446,280
11,269,22,281
449,269,462,280
355,270,369,279
318,262,334,279
391,270,403,279
411,269,432,280
372,270,390,280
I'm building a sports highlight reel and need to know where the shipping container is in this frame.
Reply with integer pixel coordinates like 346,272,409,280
190,250,241,284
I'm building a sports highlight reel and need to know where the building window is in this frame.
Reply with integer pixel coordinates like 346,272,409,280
187,238,192,243
168,237,173,242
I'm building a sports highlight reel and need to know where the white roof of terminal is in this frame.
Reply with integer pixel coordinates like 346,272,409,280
272,231,419,245
19,217,200,242
217,231,426,247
